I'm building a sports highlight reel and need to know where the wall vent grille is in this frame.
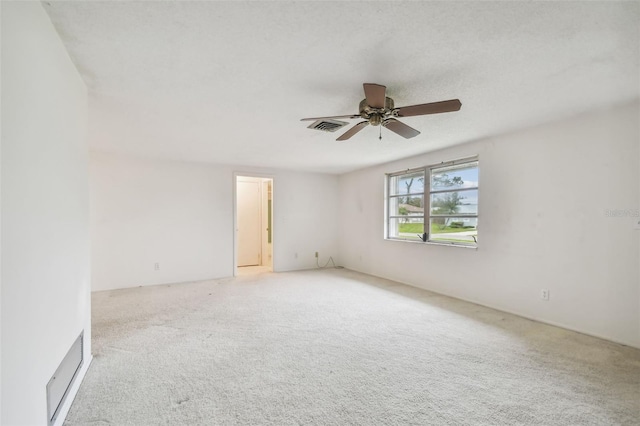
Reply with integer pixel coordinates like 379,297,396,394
307,119,349,132
47,331,84,426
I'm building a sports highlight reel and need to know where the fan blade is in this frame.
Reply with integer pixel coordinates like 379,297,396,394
363,83,386,109
336,121,369,141
382,118,420,139
395,99,462,117
301,114,361,121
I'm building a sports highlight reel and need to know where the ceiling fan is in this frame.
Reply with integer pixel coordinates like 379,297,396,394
301,83,461,141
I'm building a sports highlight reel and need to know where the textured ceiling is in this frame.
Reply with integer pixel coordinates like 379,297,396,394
43,1,639,174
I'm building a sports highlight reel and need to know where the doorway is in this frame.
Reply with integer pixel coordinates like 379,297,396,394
235,175,273,275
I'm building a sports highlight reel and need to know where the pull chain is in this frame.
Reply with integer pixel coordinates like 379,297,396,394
379,125,382,140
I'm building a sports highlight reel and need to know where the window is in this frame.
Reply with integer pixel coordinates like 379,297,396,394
386,157,478,247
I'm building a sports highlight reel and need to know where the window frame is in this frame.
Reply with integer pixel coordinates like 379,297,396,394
386,166,427,242
385,156,479,247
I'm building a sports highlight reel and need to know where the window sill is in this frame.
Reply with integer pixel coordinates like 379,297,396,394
384,237,478,250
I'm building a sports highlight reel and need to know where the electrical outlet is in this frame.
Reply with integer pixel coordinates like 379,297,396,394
541,289,549,301
315,252,319,258
154,262,160,271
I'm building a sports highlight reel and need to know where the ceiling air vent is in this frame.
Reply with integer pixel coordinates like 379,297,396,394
307,119,348,133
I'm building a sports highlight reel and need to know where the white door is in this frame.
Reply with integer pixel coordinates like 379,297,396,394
237,180,261,266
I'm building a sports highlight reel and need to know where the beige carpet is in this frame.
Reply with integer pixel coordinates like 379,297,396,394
65,269,640,425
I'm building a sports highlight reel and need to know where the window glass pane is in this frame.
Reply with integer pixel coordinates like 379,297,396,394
429,217,478,244
389,171,425,196
430,189,478,216
389,195,424,217
389,217,424,240
431,162,478,191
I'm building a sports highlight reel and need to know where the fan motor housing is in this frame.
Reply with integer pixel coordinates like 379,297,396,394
359,97,395,126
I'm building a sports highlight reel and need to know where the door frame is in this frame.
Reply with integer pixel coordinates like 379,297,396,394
233,171,275,276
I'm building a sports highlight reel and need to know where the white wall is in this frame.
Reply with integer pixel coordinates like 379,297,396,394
269,169,339,271
338,101,640,348
90,152,234,290
90,152,339,291
1,2,91,425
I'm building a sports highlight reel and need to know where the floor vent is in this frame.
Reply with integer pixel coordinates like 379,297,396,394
47,331,84,426
307,119,348,132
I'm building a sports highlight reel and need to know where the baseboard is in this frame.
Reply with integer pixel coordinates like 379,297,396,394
53,354,93,426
